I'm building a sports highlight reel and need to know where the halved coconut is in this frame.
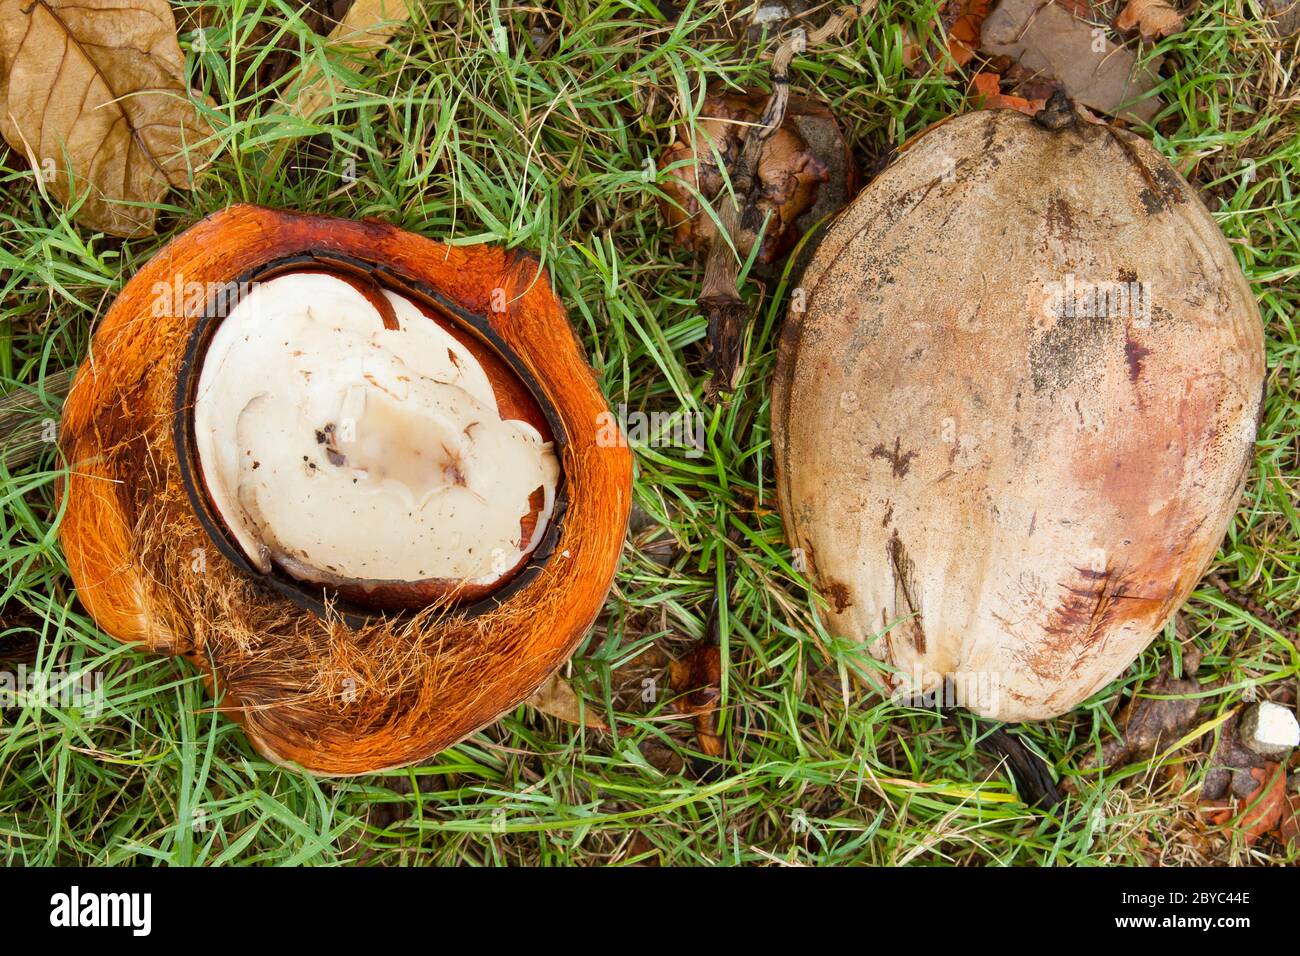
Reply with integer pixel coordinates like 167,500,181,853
58,205,633,774
772,108,1264,721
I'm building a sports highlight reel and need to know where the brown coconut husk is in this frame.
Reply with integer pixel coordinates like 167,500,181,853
771,107,1265,723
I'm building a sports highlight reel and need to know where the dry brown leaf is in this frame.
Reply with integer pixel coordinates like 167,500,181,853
1204,762,1288,845
981,0,1165,124
638,740,686,775
0,0,215,237
904,0,992,74
287,0,413,121
1085,657,1203,769
1002,64,1068,103
969,71,1048,116
669,641,723,756
944,0,992,71
1115,0,1185,39
1238,763,1287,844
526,672,609,731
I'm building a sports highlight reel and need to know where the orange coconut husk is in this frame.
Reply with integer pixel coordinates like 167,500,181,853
58,204,632,775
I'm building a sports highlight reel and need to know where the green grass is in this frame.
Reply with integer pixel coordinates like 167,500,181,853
0,0,1296,865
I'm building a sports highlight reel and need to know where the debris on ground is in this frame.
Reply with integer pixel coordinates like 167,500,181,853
1199,705,1300,848
1264,0,1300,35
527,672,610,730
638,740,688,775
1086,653,1205,768
1115,0,1186,40
969,71,1049,115
670,639,724,756
1201,710,1267,801
1281,769,1300,849
1202,761,1288,846
904,0,992,73
980,0,1165,123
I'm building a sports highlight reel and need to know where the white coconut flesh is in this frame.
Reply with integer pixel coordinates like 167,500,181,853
192,271,559,595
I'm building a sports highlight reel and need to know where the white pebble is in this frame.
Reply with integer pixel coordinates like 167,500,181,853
1239,700,1300,759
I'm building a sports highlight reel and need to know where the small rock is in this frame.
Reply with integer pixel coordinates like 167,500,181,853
1231,768,1261,798
1201,711,1265,802
753,3,790,25
1238,700,1300,759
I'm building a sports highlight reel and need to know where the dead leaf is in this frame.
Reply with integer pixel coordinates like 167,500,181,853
1199,717,1294,846
526,672,609,731
638,740,686,775
970,71,1048,116
906,0,992,73
1002,64,1067,103
945,0,992,70
1086,657,1203,768
0,0,215,237
669,640,724,756
901,26,925,72
980,0,1165,124
1115,0,1185,40
608,642,671,713
286,0,413,122
1218,763,1287,845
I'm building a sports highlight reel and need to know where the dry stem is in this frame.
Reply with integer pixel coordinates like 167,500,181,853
699,1,876,402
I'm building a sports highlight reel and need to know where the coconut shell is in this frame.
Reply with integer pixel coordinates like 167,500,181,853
59,204,632,774
772,109,1264,721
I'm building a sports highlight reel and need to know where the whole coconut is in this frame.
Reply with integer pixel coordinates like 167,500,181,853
772,107,1264,722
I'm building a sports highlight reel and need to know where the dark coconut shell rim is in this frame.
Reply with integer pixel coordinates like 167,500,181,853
172,249,569,630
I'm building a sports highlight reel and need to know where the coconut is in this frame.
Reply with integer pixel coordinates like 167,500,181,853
772,107,1264,721
58,205,632,774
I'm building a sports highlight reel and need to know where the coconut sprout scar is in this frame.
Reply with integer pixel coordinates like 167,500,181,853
191,270,560,608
